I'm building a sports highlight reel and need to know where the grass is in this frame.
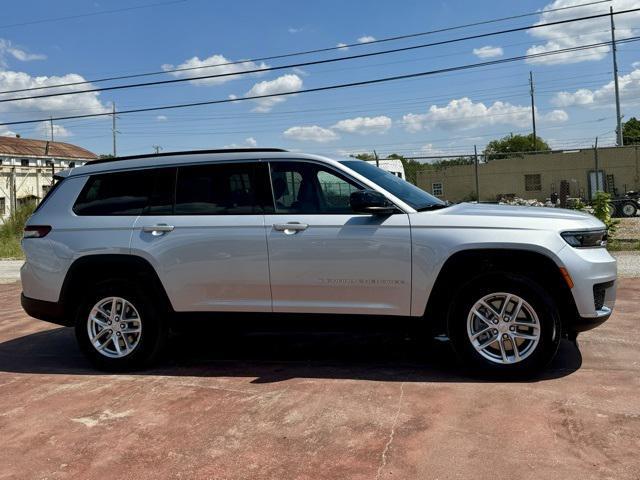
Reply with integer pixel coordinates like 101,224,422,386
607,239,640,252
0,202,36,260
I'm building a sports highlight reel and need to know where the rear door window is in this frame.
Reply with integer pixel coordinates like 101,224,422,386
175,162,273,215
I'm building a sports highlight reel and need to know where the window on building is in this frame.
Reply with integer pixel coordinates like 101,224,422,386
42,185,52,196
45,160,54,167
432,182,443,196
525,174,542,192
21,159,29,167
69,162,76,168
0,197,5,215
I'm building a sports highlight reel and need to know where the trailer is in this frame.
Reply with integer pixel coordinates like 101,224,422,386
611,191,639,217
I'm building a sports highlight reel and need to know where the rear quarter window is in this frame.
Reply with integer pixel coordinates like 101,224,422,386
73,170,154,216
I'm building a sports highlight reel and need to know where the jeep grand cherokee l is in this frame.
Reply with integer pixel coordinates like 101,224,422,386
20,148,617,374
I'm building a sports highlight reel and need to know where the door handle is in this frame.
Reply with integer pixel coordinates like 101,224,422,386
142,224,174,236
273,222,308,234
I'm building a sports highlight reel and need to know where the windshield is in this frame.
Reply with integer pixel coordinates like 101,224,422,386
341,160,445,210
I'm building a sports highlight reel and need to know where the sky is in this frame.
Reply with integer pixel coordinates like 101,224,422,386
0,0,639,160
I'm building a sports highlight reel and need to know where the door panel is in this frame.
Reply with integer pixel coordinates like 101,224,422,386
130,162,272,312
266,161,412,316
132,215,271,311
265,213,412,315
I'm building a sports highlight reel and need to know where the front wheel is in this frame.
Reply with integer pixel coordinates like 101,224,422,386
447,274,561,376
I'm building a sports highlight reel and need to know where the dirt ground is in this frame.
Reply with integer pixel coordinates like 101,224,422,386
0,280,638,480
617,217,640,240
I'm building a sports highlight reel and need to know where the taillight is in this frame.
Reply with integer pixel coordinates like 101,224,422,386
23,225,52,239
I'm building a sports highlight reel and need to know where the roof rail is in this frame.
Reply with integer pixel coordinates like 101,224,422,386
88,148,288,165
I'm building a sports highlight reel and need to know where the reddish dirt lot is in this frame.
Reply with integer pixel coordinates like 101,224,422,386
0,280,638,480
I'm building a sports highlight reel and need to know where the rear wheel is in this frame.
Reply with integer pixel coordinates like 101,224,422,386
448,274,561,376
75,280,167,371
620,201,637,217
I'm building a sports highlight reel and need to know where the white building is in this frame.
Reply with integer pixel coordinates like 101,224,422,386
0,136,98,219
365,158,406,179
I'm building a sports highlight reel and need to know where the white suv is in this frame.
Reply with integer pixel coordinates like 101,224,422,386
20,148,617,375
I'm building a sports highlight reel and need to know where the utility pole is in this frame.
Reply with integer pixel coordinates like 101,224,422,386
152,145,162,154
529,71,537,150
473,144,480,202
49,117,54,142
373,149,379,167
594,136,600,198
111,102,118,157
610,6,623,146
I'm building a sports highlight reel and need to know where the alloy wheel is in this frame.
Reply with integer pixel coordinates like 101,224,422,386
87,296,142,358
466,292,540,365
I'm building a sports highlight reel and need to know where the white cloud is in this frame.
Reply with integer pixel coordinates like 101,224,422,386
331,116,392,134
283,125,338,143
224,137,258,148
357,35,376,43
552,68,640,107
543,109,569,122
420,143,445,156
288,27,303,34
402,97,568,132
472,46,503,59
35,122,71,139
161,54,268,86
0,39,46,66
633,61,640,69
0,70,109,117
245,74,303,112
526,0,640,65
0,127,16,137
292,67,309,76
156,115,167,121
337,43,349,51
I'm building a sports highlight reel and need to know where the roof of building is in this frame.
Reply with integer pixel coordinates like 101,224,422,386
0,136,98,160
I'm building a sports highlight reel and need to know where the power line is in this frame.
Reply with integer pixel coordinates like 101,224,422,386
3,37,638,128
0,0,188,30
0,0,617,96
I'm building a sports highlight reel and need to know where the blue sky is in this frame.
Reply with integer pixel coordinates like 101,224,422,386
0,0,639,159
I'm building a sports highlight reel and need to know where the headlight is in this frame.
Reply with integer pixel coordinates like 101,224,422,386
561,229,607,248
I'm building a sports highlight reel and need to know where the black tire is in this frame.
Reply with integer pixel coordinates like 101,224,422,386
620,201,638,217
447,273,561,376
74,279,167,371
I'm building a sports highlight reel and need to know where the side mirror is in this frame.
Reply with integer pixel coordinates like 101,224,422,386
350,189,396,215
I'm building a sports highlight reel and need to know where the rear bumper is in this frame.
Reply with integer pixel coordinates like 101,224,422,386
21,293,72,327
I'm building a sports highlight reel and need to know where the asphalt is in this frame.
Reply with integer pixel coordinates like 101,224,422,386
0,279,639,479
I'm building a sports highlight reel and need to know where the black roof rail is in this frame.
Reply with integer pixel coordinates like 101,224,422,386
88,148,288,165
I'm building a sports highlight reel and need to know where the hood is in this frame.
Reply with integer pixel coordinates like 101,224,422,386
414,202,605,232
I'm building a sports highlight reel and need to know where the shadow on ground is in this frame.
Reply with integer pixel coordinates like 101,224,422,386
0,318,582,383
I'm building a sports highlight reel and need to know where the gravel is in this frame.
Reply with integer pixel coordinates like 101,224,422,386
0,260,22,284
611,251,640,278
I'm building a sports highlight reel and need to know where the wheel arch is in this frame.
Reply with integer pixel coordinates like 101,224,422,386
60,254,173,315
424,248,578,335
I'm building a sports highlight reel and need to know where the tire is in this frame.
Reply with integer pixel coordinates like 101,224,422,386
447,273,561,376
620,201,637,217
74,279,168,371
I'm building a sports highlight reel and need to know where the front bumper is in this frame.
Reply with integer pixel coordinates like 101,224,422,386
21,293,72,327
568,306,612,333
558,245,617,318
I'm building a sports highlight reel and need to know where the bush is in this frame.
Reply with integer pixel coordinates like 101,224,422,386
0,201,36,259
591,191,619,238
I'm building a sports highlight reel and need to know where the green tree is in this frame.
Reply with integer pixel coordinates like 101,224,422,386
483,133,550,161
622,117,640,145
